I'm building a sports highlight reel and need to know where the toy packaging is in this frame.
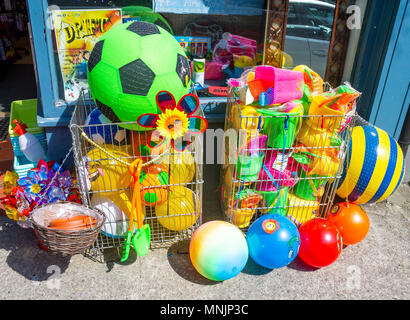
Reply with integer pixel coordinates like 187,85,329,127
174,36,212,60
1,159,81,226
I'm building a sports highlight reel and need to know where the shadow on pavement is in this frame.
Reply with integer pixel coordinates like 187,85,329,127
166,240,219,286
0,217,70,281
286,256,319,272
241,255,272,276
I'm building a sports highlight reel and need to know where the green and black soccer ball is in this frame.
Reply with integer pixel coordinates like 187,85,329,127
87,21,192,131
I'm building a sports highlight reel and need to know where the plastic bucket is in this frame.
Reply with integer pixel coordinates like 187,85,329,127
9,99,44,137
257,150,295,191
232,103,264,142
296,120,333,150
255,66,304,104
236,152,264,182
293,169,328,201
308,153,340,178
258,107,302,149
293,65,324,96
286,192,318,226
257,187,289,215
227,190,263,228
227,206,256,228
308,95,346,130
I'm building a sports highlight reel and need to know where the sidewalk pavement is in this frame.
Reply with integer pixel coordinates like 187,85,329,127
0,114,409,300
0,155,409,299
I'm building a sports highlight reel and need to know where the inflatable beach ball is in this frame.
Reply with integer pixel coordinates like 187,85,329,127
155,186,199,231
91,190,145,238
298,218,343,268
247,214,300,269
337,125,405,204
87,21,191,131
85,108,127,145
190,221,249,281
160,150,196,184
87,145,132,192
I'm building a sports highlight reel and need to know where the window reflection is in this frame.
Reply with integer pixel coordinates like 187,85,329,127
285,0,336,78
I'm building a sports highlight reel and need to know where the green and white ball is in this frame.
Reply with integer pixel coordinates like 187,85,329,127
87,21,192,131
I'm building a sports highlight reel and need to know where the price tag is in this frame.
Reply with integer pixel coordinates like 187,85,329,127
271,152,290,172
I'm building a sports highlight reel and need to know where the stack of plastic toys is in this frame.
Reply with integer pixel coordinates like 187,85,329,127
224,64,361,228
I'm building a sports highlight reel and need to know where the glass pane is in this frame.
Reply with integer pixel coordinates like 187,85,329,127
46,0,268,105
43,0,362,105
284,0,336,78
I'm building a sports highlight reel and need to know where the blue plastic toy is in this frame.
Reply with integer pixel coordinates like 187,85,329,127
247,214,300,269
84,108,127,146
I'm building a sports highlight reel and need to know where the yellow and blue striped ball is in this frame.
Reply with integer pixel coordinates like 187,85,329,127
337,125,405,204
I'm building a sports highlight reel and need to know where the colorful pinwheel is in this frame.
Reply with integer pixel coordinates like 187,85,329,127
137,91,208,151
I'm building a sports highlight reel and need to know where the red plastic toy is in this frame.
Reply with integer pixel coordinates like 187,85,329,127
298,218,343,268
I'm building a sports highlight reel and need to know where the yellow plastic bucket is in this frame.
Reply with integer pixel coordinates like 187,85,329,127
227,192,263,228
286,193,318,225
232,103,263,130
227,207,257,228
297,121,333,150
308,153,340,178
308,95,346,130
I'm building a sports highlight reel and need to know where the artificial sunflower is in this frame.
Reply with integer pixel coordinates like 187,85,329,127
156,108,189,140
137,91,207,151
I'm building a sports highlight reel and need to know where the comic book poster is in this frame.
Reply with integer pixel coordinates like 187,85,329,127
52,9,122,104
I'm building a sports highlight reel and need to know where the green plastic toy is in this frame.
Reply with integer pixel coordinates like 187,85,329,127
87,21,191,131
121,159,151,262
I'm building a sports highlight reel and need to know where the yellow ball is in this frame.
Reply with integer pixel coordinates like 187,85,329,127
87,145,132,193
161,151,196,184
155,186,199,231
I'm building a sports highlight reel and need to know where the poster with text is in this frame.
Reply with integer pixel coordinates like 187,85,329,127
53,9,122,104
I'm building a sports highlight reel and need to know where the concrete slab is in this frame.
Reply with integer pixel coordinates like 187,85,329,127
0,170,409,300
0,124,408,300
404,147,410,183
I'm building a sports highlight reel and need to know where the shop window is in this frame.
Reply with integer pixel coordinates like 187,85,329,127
36,0,362,106
283,0,336,78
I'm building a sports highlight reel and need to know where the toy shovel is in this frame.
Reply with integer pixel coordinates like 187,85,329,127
120,159,151,262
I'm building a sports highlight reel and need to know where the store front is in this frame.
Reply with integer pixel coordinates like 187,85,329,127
1,0,408,269
24,0,409,165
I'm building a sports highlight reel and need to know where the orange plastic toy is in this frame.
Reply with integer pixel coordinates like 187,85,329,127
132,163,172,207
228,193,263,228
48,215,98,231
327,202,370,245
131,130,167,161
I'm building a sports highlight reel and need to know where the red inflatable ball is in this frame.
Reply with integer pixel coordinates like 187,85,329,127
298,218,343,268
327,202,370,245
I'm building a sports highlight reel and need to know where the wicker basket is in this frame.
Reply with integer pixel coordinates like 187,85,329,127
31,202,106,256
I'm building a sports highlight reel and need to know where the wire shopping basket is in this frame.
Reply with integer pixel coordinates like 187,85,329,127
69,90,204,262
220,85,358,231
